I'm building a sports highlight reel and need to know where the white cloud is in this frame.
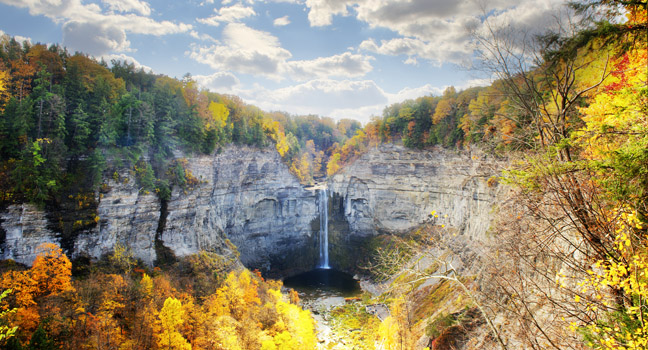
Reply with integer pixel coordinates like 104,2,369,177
459,77,493,89
306,0,567,65
198,3,256,26
359,36,472,66
328,104,385,124
189,23,292,79
221,74,482,124
273,79,387,109
360,37,428,58
0,0,191,56
102,0,151,16
1,30,35,45
387,84,444,104
194,71,241,92
102,53,153,71
189,23,374,81
305,0,351,26
273,15,291,26
0,0,190,35
63,21,131,55
189,30,218,42
288,52,373,81
236,79,455,124
239,79,388,122
231,78,487,124
403,57,417,65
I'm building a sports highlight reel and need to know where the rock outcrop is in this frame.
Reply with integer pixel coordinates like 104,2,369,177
328,143,502,270
1,204,61,265
161,147,319,273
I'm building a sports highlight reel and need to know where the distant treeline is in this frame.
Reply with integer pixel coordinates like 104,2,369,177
326,81,526,175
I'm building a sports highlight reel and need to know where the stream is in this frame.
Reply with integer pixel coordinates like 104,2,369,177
284,268,363,349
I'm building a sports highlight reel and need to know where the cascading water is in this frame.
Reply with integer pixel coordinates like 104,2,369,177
284,186,360,300
318,188,330,269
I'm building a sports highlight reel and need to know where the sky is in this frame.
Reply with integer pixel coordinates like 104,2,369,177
0,0,568,124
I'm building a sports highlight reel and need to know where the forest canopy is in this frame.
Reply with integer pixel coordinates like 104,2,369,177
0,40,363,205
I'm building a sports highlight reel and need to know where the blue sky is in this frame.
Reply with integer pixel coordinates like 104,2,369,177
0,0,567,123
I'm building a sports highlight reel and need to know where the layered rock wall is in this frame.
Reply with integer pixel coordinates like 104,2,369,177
328,143,502,270
0,143,501,275
162,147,319,272
0,146,319,271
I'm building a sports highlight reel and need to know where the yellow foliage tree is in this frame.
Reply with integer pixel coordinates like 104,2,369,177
181,79,208,119
576,47,647,162
0,69,6,92
0,289,18,344
0,69,8,111
158,297,192,350
207,101,229,130
558,9,648,348
141,273,154,298
432,98,455,125
203,289,230,318
0,243,74,341
274,298,316,350
109,243,136,274
326,153,341,176
290,153,312,184
377,297,413,350
275,131,289,157
0,271,39,337
573,207,647,349
195,315,242,350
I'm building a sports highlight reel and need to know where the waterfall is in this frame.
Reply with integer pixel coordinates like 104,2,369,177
319,188,330,269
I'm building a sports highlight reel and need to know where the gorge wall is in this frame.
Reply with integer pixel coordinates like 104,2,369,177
327,143,502,271
0,143,502,275
0,146,319,273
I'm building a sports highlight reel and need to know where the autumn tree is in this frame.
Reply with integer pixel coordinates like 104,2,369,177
8,56,35,103
30,243,73,297
432,87,457,125
158,297,192,350
0,243,74,345
326,153,341,176
378,296,415,350
0,290,18,345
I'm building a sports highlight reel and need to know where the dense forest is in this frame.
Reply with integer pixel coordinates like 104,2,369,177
0,0,647,349
0,243,316,349
0,42,361,206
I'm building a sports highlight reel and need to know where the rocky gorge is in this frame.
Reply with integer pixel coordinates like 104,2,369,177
0,143,502,276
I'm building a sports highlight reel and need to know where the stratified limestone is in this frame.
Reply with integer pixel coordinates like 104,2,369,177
0,146,318,271
1,143,501,276
328,143,502,270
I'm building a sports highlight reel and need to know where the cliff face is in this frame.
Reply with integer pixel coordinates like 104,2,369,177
161,147,319,272
328,143,502,270
0,144,501,275
1,204,62,265
0,146,319,272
